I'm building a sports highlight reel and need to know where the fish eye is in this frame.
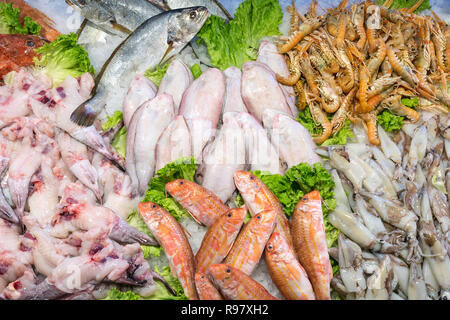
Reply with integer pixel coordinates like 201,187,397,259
267,244,273,251
226,268,231,273
256,215,261,219
190,11,197,19
26,40,35,47
152,204,157,208
302,197,307,201
250,176,254,180
227,213,232,218
179,181,183,185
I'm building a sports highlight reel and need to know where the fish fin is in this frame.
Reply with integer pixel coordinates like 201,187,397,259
159,43,174,67
111,22,132,35
70,102,98,127
181,224,192,238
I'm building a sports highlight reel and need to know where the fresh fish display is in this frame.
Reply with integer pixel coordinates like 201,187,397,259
70,7,209,127
138,202,198,300
291,191,333,300
194,272,223,300
125,94,175,195
148,0,231,20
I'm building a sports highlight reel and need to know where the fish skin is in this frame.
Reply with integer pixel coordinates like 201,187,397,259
199,112,246,203
178,68,225,162
222,67,248,114
224,205,277,275
269,113,323,168
148,0,231,20
70,7,209,127
127,94,175,196
265,232,316,300
208,264,278,300
195,272,223,300
165,179,229,227
195,207,246,273
157,58,193,113
122,74,157,129
0,34,45,80
241,61,293,124
291,190,333,300
66,0,163,36
233,170,294,250
138,202,198,300
155,115,191,172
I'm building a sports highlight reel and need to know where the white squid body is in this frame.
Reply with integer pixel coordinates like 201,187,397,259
222,67,248,114
122,74,157,129
178,68,225,162
157,58,193,114
155,115,191,172
256,41,298,118
268,113,322,169
235,112,282,175
241,61,293,124
199,112,246,203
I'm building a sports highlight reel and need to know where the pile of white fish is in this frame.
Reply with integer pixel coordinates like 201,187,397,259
325,112,450,300
124,40,322,206
0,69,170,300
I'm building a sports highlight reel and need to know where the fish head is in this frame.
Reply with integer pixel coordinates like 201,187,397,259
233,171,261,195
221,208,246,233
265,232,285,259
208,264,237,287
165,179,190,199
160,6,209,65
137,202,167,222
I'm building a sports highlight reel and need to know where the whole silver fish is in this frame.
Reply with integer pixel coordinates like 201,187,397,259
66,0,163,36
70,7,209,127
148,0,231,20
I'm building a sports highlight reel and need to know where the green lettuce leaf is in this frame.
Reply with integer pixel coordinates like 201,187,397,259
144,62,169,87
376,0,431,13
377,109,404,132
103,288,141,300
0,2,41,35
296,107,354,146
102,110,123,131
190,63,202,79
401,97,419,108
196,0,283,70
33,33,95,87
142,157,198,220
101,111,127,158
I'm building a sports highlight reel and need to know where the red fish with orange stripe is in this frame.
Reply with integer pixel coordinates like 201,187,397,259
291,190,332,300
138,202,198,300
224,206,277,275
165,179,229,227
194,272,223,300
208,264,278,300
195,207,246,273
233,170,294,250
265,232,315,300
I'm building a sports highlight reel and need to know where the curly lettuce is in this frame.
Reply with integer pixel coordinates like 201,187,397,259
33,33,95,87
296,107,354,146
142,157,197,221
197,0,283,70
144,62,169,87
0,2,41,35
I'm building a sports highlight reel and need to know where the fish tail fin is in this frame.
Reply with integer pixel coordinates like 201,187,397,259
70,100,99,127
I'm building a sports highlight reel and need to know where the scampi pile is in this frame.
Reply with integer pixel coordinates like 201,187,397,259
276,0,449,145
0,69,180,300
324,112,450,299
